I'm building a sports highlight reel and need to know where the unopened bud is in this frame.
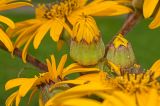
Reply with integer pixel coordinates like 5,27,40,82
70,38,105,66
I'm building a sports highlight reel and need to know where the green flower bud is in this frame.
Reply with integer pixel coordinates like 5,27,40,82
70,38,105,66
106,34,136,69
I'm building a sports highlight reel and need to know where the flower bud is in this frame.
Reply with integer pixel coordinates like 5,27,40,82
106,34,136,69
70,15,105,66
70,38,105,66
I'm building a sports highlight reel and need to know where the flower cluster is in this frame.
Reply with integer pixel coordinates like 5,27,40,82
0,0,160,106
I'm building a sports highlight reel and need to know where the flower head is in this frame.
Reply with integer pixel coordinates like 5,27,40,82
106,34,136,72
49,59,160,106
5,54,99,106
102,59,160,106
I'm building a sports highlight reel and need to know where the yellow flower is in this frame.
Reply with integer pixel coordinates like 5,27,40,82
7,0,132,62
0,0,32,52
45,60,160,106
5,54,99,106
143,0,160,29
45,71,114,106
101,59,160,106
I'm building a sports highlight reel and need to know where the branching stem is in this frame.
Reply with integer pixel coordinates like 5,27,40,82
0,45,47,72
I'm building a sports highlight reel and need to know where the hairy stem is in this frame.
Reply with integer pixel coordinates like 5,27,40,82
0,44,47,72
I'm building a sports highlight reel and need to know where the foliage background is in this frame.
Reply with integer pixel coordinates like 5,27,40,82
0,6,160,106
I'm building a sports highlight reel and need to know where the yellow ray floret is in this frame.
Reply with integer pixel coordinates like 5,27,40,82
143,0,159,18
143,0,160,29
0,28,13,52
149,9,160,29
0,0,32,11
149,59,160,79
113,34,128,48
72,15,100,43
107,60,121,75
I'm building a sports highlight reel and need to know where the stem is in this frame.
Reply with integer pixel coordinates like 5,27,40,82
0,44,47,72
104,12,142,57
119,12,142,35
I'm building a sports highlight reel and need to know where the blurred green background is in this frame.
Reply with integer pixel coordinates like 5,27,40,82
0,6,160,106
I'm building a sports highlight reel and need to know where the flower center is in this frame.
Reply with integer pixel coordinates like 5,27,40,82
115,72,158,93
36,0,80,19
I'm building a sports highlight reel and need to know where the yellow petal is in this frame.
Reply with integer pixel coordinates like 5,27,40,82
28,88,37,105
5,78,29,91
19,78,36,97
55,82,109,101
22,35,34,63
33,20,52,49
0,15,15,28
147,89,158,106
62,98,102,106
136,89,158,106
14,24,40,48
113,34,128,48
74,20,84,42
62,68,99,79
150,59,160,79
52,80,88,89
14,31,31,48
57,54,67,76
80,1,118,15
92,5,132,16
46,59,52,72
16,94,21,106
57,40,64,51
50,19,63,42
46,55,57,80
98,91,136,106
0,2,33,11
0,0,20,5
46,82,109,106
6,19,40,38
51,55,57,73
0,28,13,52
149,9,160,29
76,72,104,82
107,61,121,75
5,91,18,106
51,55,58,79
64,63,82,71
46,59,52,73
143,0,159,18
39,93,44,106
46,92,91,106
